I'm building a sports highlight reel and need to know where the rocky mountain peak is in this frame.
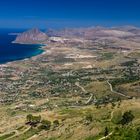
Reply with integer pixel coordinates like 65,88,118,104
14,28,48,44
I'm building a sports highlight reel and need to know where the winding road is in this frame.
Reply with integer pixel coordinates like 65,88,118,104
75,82,86,93
98,132,113,140
107,80,131,98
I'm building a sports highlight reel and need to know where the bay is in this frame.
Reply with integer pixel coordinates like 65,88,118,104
0,28,44,64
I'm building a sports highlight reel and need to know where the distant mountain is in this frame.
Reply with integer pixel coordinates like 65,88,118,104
112,26,140,35
14,26,140,46
46,26,135,39
13,28,48,44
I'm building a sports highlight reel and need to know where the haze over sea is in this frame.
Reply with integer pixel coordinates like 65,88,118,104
0,29,44,64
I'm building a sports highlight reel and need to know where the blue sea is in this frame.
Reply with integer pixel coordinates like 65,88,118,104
0,28,44,64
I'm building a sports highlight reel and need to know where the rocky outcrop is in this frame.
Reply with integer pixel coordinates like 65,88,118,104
13,28,48,44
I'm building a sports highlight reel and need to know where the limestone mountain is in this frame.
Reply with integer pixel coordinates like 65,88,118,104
14,28,48,44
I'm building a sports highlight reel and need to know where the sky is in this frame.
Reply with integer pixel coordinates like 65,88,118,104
0,0,140,29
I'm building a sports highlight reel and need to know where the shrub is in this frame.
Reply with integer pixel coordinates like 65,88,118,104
53,120,59,127
104,127,109,137
120,111,134,125
84,114,93,125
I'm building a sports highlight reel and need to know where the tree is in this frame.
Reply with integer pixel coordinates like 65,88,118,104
120,111,134,125
26,114,41,127
32,115,41,124
26,114,33,123
40,120,51,130
104,127,109,137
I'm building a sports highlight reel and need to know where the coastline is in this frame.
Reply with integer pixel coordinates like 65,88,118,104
0,43,47,66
